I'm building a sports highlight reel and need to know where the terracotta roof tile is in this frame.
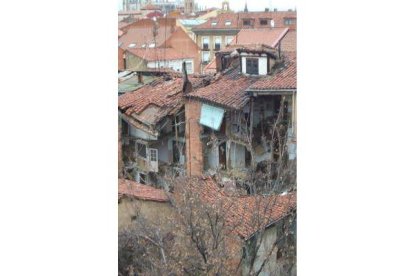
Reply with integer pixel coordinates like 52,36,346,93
119,75,206,127
193,11,296,31
230,28,289,48
118,25,177,50
186,177,296,239
247,53,296,91
280,30,296,52
186,67,254,110
118,178,169,202
126,47,193,61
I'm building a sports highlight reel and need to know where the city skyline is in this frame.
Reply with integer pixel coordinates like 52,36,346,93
118,0,297,12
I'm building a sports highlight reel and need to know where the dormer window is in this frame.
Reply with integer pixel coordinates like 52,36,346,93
128,43,137,48
225,20,231,26
148,43,155,48
211,21,218,26
141,43,146,48
246,58,259,75
259,19,268,26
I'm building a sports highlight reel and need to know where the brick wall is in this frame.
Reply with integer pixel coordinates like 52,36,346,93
118,47,125,71
118,117,124,178
185,99,203,176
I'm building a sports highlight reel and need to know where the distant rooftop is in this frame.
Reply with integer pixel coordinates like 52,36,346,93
178,19,207,26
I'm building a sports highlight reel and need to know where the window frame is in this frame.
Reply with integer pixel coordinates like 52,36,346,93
259,19,268,26
185,61,193,74
202,51,210,63
214,36,221,51
246,58,259,75
242,19,252,26
202,37,209,50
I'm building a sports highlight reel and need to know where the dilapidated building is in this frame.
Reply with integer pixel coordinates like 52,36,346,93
184,34,296,192
118,73,210,185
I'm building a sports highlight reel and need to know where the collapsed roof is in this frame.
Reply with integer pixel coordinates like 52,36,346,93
118,74,208,136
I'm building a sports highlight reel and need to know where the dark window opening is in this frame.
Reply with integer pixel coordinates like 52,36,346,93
243,19,251,26
214,42,220,51
121,120,129,136
246,58,259,75
260,19,268,25
245,147,251,167
139,173,147,184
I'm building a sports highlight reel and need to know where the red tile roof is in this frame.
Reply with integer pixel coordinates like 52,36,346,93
119,75,206,129
186,67,254,110
280,30,296,52
193,11,296,31
185,177,296,239
247,53,296,91
230,28,289,48
203,57,217,74
126,47,193,61
118,178,169,202
118,25,177,50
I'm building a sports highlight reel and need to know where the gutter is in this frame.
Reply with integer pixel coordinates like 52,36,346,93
246,89,296,97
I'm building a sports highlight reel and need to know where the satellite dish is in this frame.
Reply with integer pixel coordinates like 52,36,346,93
270,19,275,28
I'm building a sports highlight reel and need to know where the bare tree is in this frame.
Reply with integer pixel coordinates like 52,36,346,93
119,91,297,276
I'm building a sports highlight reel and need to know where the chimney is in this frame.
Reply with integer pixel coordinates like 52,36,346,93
274,8,277,12
182,61,193,94
265,8,269,12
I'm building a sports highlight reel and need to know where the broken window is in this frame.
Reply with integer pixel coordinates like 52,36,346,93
135,142,147,159
246,58,259,75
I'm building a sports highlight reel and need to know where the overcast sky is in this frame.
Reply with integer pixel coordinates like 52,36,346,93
118,0,297,12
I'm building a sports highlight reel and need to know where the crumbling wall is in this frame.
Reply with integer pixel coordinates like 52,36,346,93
118,198,173,230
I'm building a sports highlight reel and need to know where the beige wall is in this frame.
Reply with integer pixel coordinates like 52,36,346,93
196,34,235,72
125,52,147,71
118,197,173,230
